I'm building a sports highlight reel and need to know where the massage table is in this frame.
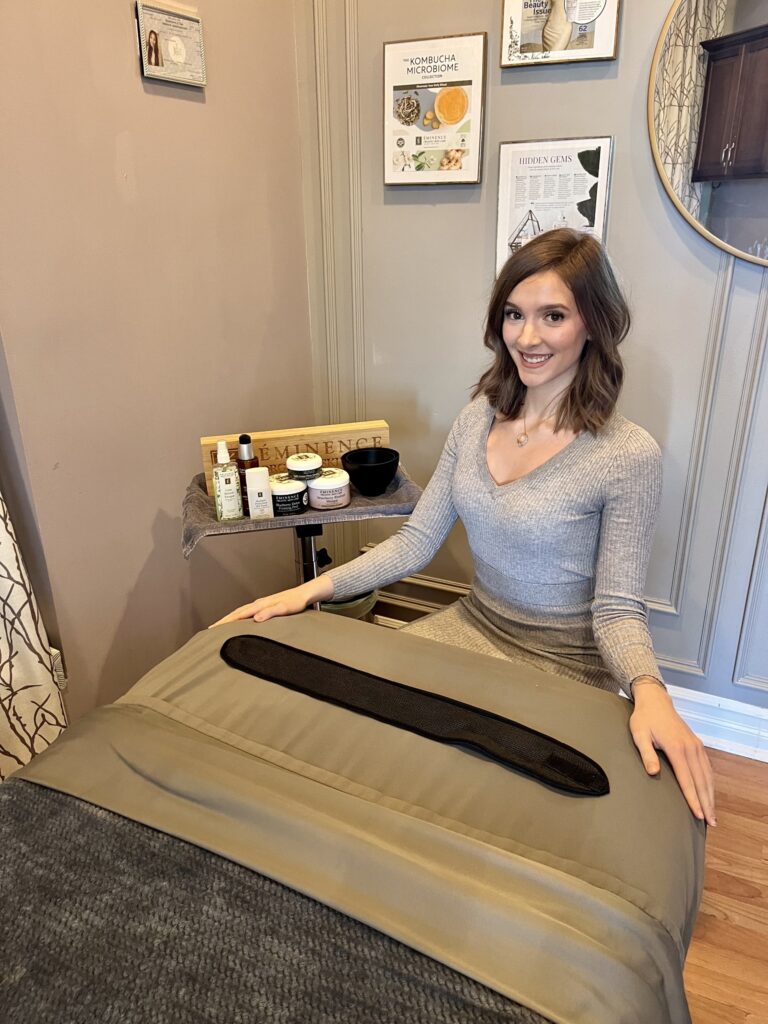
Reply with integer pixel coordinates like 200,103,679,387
0,613,705,1023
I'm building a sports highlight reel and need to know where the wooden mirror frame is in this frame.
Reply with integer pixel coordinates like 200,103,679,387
647,0,768,268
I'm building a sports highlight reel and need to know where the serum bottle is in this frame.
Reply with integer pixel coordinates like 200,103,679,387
212,440,243,522
236,433,260,516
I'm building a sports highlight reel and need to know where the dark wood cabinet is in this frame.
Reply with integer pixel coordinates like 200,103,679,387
692,24,768,182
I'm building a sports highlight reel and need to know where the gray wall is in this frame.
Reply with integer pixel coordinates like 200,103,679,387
0,1,314,719
301,0,768,710
731,0,767,31
707,178,768,256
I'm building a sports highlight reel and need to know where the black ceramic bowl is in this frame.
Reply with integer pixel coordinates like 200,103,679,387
341,447,399,497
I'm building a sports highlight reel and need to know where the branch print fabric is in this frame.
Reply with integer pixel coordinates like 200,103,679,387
653,0,728,220
0,489,66,780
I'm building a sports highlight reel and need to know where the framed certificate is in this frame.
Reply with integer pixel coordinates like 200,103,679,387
137,2,207,87
500,0,620,68
384,33,487,185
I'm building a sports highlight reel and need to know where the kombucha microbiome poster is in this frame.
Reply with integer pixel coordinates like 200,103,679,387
384,33,487,185
500,0,620,67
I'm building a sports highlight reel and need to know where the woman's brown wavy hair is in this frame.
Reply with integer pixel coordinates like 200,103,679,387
473,229,630,434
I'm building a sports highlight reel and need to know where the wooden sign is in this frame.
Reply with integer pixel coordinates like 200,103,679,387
200,420,390,496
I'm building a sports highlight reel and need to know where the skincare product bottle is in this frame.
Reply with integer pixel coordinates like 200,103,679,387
245,467,274,520
237,434,260,516
212,440,243,522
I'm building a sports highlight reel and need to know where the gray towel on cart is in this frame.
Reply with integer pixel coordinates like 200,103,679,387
181,470,421,557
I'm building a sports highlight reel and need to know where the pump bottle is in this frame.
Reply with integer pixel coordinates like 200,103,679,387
212,440,243,522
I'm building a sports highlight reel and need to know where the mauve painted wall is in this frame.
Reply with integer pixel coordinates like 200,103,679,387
0,2,313,719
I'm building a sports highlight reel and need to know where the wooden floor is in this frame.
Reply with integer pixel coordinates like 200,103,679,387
685,748,768,1024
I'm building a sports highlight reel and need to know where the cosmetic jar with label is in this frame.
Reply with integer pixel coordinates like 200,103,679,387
269,473,308,516
286,452,323,481
307,468,351,510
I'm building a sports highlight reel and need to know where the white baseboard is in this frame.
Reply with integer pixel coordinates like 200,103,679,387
668,685,768,762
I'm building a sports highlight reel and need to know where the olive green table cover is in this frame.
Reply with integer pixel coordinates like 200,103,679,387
18,613,705,1024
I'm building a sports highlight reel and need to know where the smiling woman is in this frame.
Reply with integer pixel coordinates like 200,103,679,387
484,271,586,467
502,274,587,389
213,228,716,832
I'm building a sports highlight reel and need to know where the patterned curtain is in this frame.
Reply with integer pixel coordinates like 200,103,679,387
653,0,728,220
0,488,66,780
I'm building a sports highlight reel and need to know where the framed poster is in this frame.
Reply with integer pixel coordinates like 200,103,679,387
500,0,620,68
384,33,487,185
137,2,207,87
495,137,613,272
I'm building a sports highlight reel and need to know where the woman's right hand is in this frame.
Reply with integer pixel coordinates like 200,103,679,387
209,575,334,628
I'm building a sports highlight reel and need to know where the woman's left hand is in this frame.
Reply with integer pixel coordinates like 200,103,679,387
629,679,716,827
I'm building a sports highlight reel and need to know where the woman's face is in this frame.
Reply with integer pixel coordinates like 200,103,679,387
149,31,157,46
501,270,588,393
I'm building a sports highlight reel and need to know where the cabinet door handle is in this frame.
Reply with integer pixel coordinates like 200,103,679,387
721,144,729,167
727,141,736,167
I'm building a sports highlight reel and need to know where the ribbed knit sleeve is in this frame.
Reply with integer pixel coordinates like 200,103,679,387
325,416,462,602
591,429,664,698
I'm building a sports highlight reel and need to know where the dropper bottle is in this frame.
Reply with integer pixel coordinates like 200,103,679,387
236,433,260,516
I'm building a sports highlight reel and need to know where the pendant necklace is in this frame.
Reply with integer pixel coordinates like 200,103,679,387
516,390,566,447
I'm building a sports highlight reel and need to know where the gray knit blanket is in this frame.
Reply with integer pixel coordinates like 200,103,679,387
0,779,551,1024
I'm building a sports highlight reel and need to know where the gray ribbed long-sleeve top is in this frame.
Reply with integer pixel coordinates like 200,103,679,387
326,396,664,697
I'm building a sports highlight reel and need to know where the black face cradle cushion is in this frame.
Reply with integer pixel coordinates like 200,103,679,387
220,635,609,798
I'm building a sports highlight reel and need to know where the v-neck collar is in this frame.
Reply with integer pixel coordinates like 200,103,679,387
479,404,591,494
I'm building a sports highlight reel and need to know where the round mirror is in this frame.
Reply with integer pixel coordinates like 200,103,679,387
648,0,768,267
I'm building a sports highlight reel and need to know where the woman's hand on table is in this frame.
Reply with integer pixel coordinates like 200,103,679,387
209,576,335,627
629,678,716,827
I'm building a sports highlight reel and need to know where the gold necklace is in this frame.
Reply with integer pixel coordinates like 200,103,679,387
516,392,566,447
516,408,551,447
516,409,530,447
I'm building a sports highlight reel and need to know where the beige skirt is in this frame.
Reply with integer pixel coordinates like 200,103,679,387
401,592,620,694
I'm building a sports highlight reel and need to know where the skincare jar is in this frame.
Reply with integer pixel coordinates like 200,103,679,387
269,473,308,516
286,452,323,481
307,468,351,510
